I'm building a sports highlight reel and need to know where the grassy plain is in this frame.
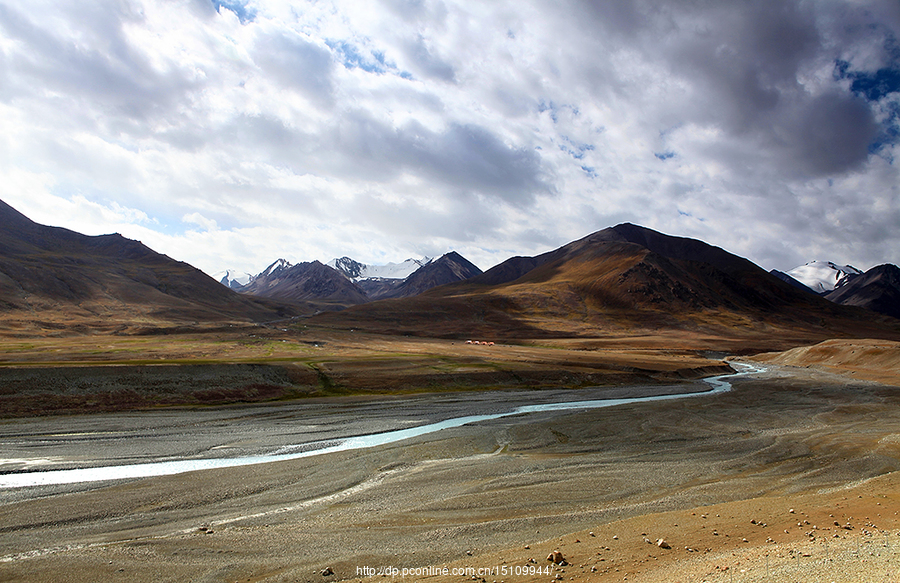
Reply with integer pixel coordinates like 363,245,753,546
0,323,740,416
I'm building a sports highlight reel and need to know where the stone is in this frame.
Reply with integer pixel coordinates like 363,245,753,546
547,550,565,564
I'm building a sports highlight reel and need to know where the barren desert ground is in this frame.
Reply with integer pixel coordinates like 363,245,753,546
2,357,900,583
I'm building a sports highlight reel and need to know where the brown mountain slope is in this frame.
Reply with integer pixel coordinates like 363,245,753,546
312,224,900,348
239,260,369,306
388,251,482,298
0,199,293,331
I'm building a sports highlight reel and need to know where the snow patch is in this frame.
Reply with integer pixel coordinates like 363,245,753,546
212,269,253,289
786,261,862,293
327,256,433,281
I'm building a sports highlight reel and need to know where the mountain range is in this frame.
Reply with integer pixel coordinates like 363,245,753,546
770,260,899,319
0,198,897,341
228,252,482,305
311,223,900,344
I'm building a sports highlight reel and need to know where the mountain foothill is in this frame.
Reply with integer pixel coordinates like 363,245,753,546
0,197,897,347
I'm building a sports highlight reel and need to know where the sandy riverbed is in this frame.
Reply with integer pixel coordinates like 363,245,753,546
1,364,899,583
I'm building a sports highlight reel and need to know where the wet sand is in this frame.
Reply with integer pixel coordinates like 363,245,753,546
1,364,899,582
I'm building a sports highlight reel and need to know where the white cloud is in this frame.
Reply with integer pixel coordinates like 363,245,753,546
0,0,898,278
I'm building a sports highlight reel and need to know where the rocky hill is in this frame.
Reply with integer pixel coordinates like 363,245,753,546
0,199,292,330
238,260,370,306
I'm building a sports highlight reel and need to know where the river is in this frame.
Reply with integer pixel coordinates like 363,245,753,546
0,362,764,489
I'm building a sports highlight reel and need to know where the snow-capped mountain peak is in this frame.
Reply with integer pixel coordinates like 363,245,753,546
327,256,434,281
329,257,365,279
257,258,293,279
211,269,253,290
785,260,863,293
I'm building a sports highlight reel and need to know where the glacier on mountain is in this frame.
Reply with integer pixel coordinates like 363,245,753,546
786,261,862,294
212,269,254,290
326,256,433,281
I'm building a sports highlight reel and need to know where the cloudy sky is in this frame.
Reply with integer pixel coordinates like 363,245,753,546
1,0,898,278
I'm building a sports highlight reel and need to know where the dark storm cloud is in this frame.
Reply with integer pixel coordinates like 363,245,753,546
393,122,545,201
788,92,879,176
211,110,548,205
567,0,890,177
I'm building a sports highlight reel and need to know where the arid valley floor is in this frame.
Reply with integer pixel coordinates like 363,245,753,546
1,328,899,583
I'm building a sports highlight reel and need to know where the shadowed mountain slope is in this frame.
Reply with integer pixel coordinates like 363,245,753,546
825,264,900,319
0,199,292,329
239,260,370,306
388,251,482,299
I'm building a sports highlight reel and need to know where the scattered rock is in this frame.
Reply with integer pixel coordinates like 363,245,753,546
547,550,566,564
320,566,334,577
656,538,671,549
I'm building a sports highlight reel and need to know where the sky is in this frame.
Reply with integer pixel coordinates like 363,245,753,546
1,0,899,279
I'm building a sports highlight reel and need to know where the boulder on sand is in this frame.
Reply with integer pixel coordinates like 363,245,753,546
547,550,566,564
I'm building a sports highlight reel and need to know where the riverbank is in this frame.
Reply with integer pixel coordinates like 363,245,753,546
0,328,734,417
2,364,899,582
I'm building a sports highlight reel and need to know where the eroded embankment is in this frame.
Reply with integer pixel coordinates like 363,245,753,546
751,338,900,385
0,358,732,417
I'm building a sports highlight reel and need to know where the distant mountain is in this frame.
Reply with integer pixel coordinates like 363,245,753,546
825,264,900,319
0,199,289,327
239,260,369,306
786,261,863,294
327,256,433,280
255,258,293,280
387,252,482,298
240,253,480,303
213,269,253,290
312,223,900,345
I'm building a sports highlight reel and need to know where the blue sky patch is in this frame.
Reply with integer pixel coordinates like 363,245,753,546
326,40,388,74
558,135,595,160
655,151,675,161
850,68,900,101
835,58,900,101
211,0,255,24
